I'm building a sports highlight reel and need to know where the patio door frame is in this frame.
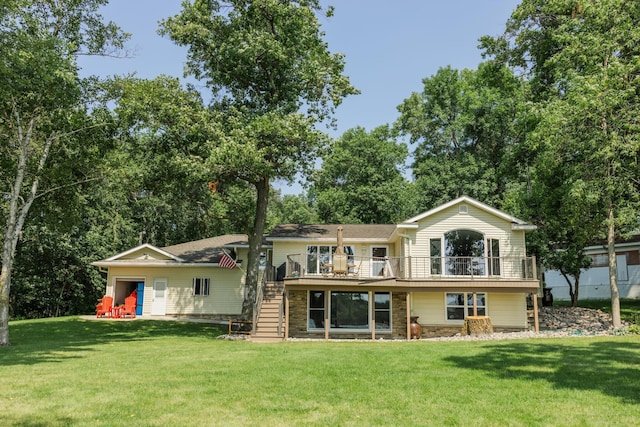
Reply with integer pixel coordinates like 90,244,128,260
370,246,388,277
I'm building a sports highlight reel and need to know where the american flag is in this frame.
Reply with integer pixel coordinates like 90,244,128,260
218,252,237,269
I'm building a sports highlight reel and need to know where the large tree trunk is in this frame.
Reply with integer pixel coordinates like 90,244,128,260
607,206,622,328
241,176,270,320
0,263,13,346
0,116,52,346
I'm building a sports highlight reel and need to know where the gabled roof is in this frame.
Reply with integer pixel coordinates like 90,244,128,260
267,224,397,242
103,243,184,262
401,196,536,230
93,234,251,267
161,234,249,263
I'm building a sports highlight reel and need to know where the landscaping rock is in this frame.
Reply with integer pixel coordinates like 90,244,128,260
538,306,623,333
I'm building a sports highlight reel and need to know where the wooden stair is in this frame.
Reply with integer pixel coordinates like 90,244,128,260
250,283,285,342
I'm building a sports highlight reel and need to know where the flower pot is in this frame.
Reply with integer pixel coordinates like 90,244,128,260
410,316,422,339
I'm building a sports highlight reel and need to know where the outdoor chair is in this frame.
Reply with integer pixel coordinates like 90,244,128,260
332,253,348,276
348,261,362,277
96,296,113,318
120,295,137,318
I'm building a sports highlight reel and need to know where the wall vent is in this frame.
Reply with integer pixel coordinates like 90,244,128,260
459,205,468,214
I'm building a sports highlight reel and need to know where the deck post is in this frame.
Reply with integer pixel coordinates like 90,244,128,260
284,291,289,340
406,292,411,341
371,312,376,340
324,308,329,341
532,291,539,333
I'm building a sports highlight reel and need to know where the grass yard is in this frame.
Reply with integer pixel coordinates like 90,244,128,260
1,317,639,427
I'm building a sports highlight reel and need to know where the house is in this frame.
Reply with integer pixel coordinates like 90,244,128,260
94,196,541,339
269,196,540,340
92,234,253,319
544,236,640,300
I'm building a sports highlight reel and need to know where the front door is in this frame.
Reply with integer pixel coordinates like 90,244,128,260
151,279,167,315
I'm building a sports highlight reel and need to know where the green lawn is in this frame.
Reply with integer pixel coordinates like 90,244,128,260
1,317,639,427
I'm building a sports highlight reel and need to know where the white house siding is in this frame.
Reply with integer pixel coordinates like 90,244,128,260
488,293,527,327
410,204,526,279
106,266,244,316
411,293,445,324
411,292,526,328
545,266,640,300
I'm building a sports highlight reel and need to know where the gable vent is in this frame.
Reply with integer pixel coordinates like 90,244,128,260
459,205,468,214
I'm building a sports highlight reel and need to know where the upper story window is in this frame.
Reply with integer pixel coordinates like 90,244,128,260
444,229,485,275
306,245,355,274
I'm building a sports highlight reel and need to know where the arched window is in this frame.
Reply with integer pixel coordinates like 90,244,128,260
444,229,485,275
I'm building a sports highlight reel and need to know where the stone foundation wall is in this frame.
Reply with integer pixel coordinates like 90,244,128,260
419,325,525,338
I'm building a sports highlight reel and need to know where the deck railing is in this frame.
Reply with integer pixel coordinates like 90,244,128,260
285,254,536,280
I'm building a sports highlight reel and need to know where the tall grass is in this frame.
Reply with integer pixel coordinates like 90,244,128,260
1,317,639,426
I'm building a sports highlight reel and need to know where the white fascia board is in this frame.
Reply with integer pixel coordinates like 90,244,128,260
104,243,185,262
512,224,537,231
92,261,222,268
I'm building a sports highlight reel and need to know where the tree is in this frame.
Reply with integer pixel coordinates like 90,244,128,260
395,63,525,211
0,0,128,345
109,76,256,245
267,191,318,228
482,0,640,327
311,125,414,224
161,0,357,318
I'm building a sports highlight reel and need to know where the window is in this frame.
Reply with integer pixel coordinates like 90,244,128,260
446,293,486,320
192,278,210,296
487,238,500,276
308,291,325,329
307,290,392,331
430,238,441,274
306,245,355,275
374,292,391,331
444,229,485,275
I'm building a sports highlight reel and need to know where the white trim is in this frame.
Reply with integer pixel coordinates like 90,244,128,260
93,261,242,268
102,243,185,263
512,224,538,231
267,237,391,243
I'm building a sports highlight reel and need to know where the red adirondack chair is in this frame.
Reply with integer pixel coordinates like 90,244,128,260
120,295,136,318
96,296,113,318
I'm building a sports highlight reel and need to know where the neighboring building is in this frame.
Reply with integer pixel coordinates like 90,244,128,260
544,237,640,300
94,196,541,339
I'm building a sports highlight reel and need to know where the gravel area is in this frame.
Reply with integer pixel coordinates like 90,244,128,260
424,306,629,342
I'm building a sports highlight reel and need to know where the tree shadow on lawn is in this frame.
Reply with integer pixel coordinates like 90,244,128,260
444,339,640,404
0,317,226,366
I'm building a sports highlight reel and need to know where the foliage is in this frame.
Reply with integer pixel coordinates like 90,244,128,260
0,0,128,345
267,191,318,229
160,0,357,318
1,317,639,425
108,76,255,245
11,226,104,319
482,0,640,326
311,125,414,224
395,62,526,211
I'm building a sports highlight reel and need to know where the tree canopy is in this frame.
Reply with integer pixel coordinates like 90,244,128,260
160,0,357,317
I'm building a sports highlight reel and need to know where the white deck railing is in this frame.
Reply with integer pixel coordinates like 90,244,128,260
285,254,536,280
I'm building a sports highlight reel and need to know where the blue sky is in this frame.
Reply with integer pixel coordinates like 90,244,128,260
78,0,521,193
